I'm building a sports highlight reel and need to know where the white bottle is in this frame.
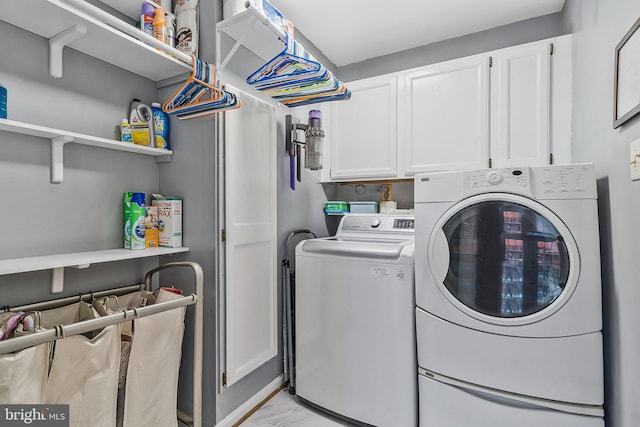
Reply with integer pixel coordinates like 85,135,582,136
120,119,133,143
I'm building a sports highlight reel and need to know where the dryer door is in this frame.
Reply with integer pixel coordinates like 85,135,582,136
429,193,579,326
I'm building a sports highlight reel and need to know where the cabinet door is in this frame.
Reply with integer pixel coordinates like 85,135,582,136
400,55,490,176
329,75,397,180
490,40,551,168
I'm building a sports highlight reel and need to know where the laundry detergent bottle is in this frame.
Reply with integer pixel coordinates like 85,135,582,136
152,103,170,149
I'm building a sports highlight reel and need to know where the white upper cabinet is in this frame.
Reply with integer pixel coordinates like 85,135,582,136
399,55,490,176
322,35,571,181
329,75,398,180
490,39,551,168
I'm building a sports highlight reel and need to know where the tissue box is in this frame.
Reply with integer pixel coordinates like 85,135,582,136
152,197,182,248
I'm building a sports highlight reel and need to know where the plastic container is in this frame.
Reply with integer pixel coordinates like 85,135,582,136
151,103,170,149
349,201,379,213
140,3,155,37
130,193,147,250
0,83,6,119
324,201,349,214
305,110,324,170
120,119,133,143
175,0,199,56
166,12,176,48
153,7,168,44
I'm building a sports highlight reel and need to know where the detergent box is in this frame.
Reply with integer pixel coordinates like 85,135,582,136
152,195,182,248
145,206,159,248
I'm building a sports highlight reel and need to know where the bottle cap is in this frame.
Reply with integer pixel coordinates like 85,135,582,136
141,3,155,15
121,118,129,124
152,102,161,108
154,8,166,20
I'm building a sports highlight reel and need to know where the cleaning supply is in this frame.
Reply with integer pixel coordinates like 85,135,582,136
166,12,176,48
130,192,147,250
145,206,159,248
0,83,6,119
129,100,154,146
124,192,134,248
153,7,168,44
120,119,133,143
152,195,182,248
151,103,170,149
175,0,199,56
140,3,155,37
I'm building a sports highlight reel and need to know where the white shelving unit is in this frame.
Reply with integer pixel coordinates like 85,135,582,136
1,0,191,80
0,119,172,183
0,247,189,293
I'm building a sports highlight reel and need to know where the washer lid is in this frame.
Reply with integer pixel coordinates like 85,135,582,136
428,193,579,326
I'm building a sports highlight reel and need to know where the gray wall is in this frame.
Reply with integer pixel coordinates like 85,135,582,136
0,21,161,303
562,1,640,426
337,12,566,82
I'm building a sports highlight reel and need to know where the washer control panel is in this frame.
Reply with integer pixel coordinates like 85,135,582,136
339,215,415,234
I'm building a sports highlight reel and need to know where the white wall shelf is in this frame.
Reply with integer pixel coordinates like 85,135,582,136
1,0,191,81
0,247,189,293
0,119,172,183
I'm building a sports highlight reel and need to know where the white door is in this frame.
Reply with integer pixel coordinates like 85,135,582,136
490,40,551,168
400,55,490,176
223,88,277,386
329,75,398,180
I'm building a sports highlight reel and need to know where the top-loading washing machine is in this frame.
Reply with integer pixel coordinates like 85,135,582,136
414,164,604,427
295,214,417,427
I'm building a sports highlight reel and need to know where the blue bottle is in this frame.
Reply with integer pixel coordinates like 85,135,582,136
151,103,170,149
0,83,7,119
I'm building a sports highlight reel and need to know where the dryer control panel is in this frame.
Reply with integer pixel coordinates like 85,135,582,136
458,164,597,200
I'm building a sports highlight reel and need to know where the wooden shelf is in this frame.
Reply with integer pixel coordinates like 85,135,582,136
0,119,172,182
0,247,189,293
1,0,191,81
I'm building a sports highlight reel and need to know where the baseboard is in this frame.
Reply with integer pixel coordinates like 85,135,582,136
215,375,285,427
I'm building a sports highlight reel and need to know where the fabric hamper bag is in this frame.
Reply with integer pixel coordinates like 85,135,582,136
102,289,186,427
0,311,49,404
41,301,120,427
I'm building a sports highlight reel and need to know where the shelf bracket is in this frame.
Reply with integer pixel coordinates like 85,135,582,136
218,19,258,77
49,25,87,79
51,267,64,294
51,135,73,183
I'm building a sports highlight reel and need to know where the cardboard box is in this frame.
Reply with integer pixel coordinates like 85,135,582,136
145,206,159,248
152,197,182,248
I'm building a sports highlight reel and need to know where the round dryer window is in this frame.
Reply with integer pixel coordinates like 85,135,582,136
429,193,580,325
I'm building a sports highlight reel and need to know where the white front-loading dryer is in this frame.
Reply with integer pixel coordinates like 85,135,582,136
414,164,604,424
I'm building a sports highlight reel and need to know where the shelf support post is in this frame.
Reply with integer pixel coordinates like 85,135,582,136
49,25,87,79
51,267,64,294
51,135,73,183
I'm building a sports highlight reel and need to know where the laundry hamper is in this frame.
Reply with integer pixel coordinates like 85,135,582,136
0,312,49,404
98,288,187,427
41,301,120,427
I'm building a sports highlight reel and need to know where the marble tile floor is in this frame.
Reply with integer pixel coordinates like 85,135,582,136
240,388,354,427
